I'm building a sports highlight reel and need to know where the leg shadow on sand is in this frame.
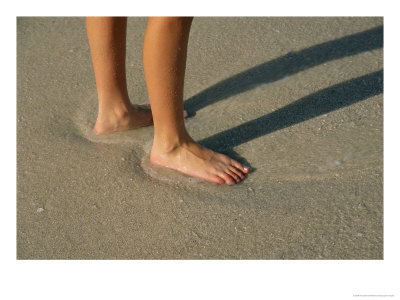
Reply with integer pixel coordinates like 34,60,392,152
199,70,383,164
183,26,383,168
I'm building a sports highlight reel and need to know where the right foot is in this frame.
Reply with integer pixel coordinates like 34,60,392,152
150,140,250,185
94,102,188,135
94,103,153,135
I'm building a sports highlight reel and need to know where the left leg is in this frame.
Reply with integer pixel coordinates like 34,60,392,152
86,17,153,134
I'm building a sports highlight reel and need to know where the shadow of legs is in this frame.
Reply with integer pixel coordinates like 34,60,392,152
184,26,383,116
199,70,383,152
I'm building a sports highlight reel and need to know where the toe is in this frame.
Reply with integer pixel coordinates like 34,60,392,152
226,169,241,183
212,175,226,184
217,171,236,185
200,171,225,184
229,166,245,180
231,159,250,174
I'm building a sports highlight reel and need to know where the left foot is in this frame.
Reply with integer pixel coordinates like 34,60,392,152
94,102,188,135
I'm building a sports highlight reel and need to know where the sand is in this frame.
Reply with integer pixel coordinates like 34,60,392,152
17,17,383,259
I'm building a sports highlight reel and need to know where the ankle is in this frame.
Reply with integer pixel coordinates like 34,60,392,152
97,99,132,121
152,132,192,154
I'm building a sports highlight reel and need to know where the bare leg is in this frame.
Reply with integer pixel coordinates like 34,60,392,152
144,17,250,184
86,17,153,134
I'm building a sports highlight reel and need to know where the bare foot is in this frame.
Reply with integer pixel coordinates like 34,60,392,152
150,139,250,185
94,102,189,135
94,103,153,135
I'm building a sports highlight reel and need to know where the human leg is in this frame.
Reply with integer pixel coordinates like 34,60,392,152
86,17,153,134
143,17,250,184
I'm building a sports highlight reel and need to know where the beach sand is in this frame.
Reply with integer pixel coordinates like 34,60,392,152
17,17,383,259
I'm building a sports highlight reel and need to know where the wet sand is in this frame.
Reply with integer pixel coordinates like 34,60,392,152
17,17,383,259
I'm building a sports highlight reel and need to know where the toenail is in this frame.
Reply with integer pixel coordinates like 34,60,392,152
244,166,250,171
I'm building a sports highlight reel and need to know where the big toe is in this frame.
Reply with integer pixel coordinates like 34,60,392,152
231,159,250,174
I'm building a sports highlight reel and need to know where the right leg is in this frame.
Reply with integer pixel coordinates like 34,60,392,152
143,17,250,184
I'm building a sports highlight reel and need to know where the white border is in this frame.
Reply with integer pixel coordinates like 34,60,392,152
3,1,398,299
